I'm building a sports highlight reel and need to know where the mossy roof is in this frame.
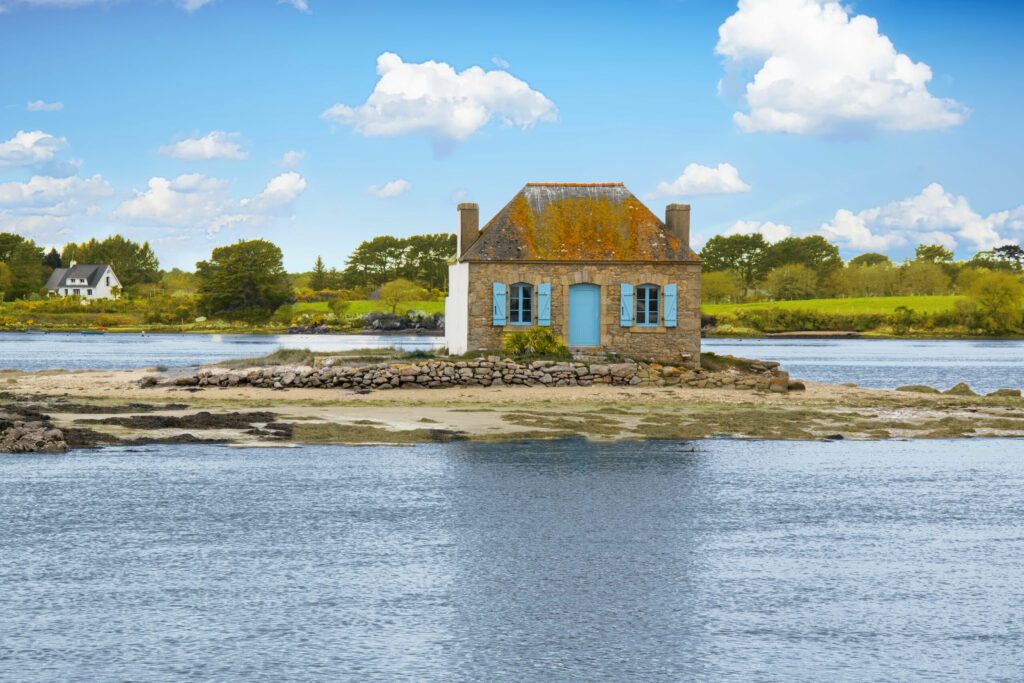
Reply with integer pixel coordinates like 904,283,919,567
461,183,699,263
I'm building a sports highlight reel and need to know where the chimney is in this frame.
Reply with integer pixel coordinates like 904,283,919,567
458,202,480,257
665,203,691,247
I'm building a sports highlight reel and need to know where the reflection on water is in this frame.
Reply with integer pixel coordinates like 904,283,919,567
0,331,444,372
704,337,1024,393
1,438,1021,680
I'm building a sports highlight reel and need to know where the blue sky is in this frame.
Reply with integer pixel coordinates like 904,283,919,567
1,0,1023,270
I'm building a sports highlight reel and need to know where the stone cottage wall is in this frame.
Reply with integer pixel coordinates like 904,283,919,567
464,262,701,364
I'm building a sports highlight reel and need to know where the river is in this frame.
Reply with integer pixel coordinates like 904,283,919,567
1,439,1021,681
2,332,1022,392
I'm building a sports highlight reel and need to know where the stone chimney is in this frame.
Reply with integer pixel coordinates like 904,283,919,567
458,202,480,257
665,203,691,247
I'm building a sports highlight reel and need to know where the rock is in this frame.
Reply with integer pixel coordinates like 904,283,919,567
987,388,1022,398
769,378,789,393
943,382,977,396
787,381,806,392
823,434,844,441
139,375,159,388
896,385,940,394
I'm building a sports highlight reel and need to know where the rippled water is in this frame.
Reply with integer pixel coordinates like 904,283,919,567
0,331,443,372
703,337,1024,393
3,332,1023,393
2,439,1022,681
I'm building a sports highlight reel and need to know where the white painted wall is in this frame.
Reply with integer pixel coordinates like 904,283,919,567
54,266,122,300
445,262,469,355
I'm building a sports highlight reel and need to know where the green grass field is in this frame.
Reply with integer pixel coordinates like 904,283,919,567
702,295,964,317
289,299,445,315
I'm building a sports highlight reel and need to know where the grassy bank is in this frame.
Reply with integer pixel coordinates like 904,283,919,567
0,298,444,334
700,295,1021,337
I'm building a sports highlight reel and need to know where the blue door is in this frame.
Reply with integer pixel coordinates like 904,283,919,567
568,284,601,346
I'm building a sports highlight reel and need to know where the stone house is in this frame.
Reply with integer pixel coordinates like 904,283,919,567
45,263,122,300
444,182,701,363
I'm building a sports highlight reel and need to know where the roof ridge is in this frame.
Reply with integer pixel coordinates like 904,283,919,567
525,182,624,187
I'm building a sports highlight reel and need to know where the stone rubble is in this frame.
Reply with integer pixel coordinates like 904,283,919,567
0,417,67,453
166,356,798,394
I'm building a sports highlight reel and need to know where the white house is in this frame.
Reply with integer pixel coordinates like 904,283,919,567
45,263,122,300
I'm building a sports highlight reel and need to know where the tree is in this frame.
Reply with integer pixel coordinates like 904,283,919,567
701,270,742,303
43,248,62,270
195,239,293,322
899,260,951,295
763,264,819,300
0,262,12,300
914,243,954,263
699,233,770,290
379,278,427,314
61,235,159,287
402,233,456,290
5,240,46,300
829,262,898,297
764,235,843,279
327,295,352,319
993,244,1024,271
967,250,1017,273
0,233,27,262
849,252,891,268
963,272,1024,334
309,256,329,291
342,236,407,288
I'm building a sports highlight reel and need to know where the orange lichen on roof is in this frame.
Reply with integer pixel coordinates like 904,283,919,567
462,183,697,263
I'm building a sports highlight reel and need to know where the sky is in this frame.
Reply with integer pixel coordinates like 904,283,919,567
1,0,1023,270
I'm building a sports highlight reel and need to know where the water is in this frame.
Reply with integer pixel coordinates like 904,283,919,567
703,337,1024,393
0,332,444,372
2,333,1022,393
1,439,1022,681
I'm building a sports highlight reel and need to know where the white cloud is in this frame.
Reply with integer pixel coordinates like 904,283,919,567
323,52,557,150
491,56,510,69
240,172,307,213
115,172,306,236
0,174,112,208
159,131,248,160
724,220,793,243
716,0,967,135
651,162,751,197
366,178,411,199
279,150,304,167
0,130,68,167
279,0,308,11
820,183,1014,252
178,0,213,10
26,99,64,112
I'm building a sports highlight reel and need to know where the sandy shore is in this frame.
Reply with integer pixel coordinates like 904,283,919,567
4,366,1024,447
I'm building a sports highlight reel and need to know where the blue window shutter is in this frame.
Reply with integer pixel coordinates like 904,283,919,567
664,284,678,327
492,282,506,326
538,283,551,326
620,283,634,327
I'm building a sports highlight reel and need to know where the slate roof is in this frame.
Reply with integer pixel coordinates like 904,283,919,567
461,183,698,262
45,264,111,290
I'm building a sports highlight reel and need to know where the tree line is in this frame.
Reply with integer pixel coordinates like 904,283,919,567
700,233,1024,303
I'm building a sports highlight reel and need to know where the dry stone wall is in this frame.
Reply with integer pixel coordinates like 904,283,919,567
170,357,796,393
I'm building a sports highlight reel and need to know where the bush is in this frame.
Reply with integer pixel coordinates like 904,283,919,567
962,272,1024,334
701,271,742,303
763,264,819,300
501,327,569,358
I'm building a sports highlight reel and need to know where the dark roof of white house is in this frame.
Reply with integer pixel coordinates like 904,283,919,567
461,183,698,262
45,264,112,290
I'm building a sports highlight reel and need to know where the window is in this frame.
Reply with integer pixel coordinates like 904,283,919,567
636,284,660,326
87,289,93,296
509,283,534,325
73,288,80,295
106,277,110,286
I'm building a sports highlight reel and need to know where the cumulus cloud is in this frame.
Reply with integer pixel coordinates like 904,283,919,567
651,163,751,197
0,174,112,208
26,99,64,112
820,183,1015,252
724,219,793,244
322,52,557,151
0,130,68,168
279,150,304,167
716,0,967,135
159,131,248,161
115,172,306,235
367,179,411,199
